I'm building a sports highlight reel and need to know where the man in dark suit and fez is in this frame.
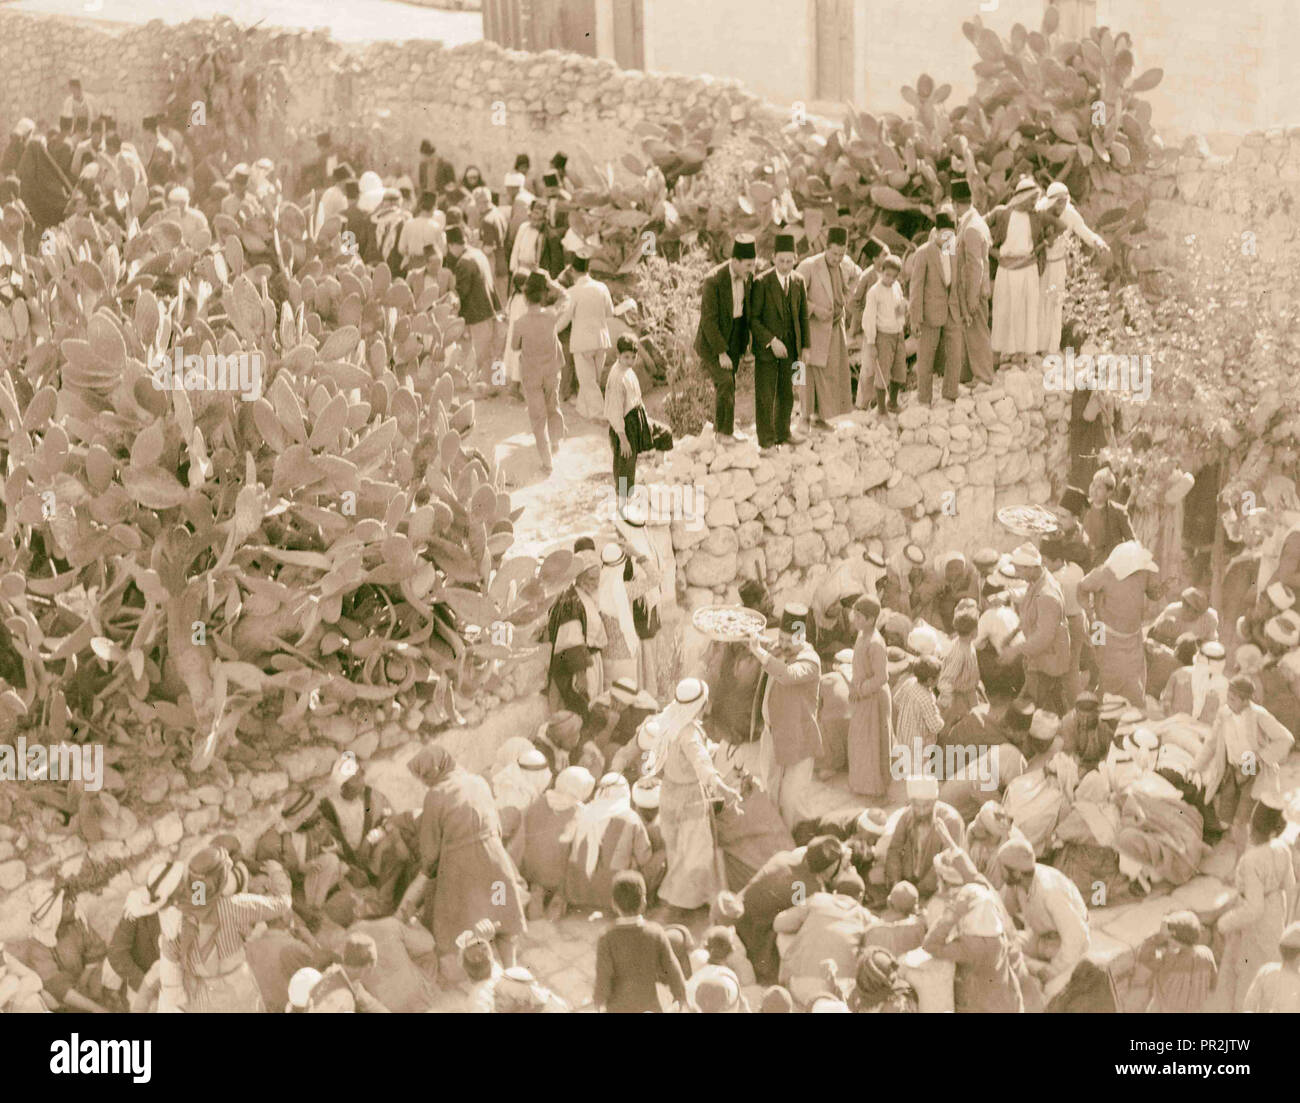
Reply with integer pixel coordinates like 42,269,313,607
749,231,810,450
693,234,756,443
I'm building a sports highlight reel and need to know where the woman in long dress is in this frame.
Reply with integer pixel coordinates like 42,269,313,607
1213,803,1297,1010
157,846,293,1012
399,745,528,974
848,596,892,798
644,677,741,912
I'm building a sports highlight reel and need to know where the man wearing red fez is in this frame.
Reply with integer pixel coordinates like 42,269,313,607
747,603,823,825
796,226,861,429
749,231,809,449
693,234,756,443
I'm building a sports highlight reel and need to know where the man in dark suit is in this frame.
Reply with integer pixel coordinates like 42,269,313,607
750,231,809,449
908,209,960,405
693,234,756,442
342,179,378,263
416,139,456,199
950,178,995,387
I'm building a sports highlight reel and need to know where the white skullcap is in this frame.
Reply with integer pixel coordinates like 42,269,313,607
556,766,595,801
167,185,189,204
631,777,661,809
906,775,939,800
906,625,939,656
1010,543,1042,568
287,967,322,1008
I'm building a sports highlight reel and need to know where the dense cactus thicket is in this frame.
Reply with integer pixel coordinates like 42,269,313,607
0,184,576,807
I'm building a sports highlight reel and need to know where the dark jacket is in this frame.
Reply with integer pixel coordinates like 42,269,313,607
418,156,456,198
908,238,958,329
593,918,688,1012
750,267,809,363
693,260,751,364
883,802,967,896
318,786,393,885
452,248,499,325
344,203,378,265
107,913,161,991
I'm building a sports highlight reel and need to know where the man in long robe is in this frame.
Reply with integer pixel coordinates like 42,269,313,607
1001,543,1072,716
795,226,860,427
747,603,823,825
1077,540,1159,707
883,775,967,897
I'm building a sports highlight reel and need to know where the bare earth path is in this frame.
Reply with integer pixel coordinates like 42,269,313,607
8,0,483,44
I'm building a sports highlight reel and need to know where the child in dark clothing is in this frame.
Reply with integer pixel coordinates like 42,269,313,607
592,871,687,1013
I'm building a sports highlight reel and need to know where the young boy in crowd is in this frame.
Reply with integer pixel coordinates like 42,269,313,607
592,871,687,1012
688,919,757,987
859,255,908,416
511,270,567,476
861,880,926,956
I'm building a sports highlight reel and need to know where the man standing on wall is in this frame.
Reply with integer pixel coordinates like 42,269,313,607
950,178,995,388
908,210,960,405
693,234,756,443
749,231,808,450
796,226,860,430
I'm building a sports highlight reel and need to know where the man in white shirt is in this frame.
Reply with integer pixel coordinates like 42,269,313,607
316,164,352,228
61,79,95,128
157,186,210,249
555,255,614,421
509,199,547,278
503,171,534,257
397,190,446,272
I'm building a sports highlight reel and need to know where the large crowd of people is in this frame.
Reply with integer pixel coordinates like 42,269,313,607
2,78,1299,1017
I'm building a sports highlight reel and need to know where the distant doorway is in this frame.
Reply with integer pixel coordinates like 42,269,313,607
814,0,854,102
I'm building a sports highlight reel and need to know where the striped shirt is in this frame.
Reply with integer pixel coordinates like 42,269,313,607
894,677,943,751
160,893,292,1011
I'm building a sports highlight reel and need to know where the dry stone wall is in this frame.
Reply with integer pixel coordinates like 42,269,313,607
659,369,1071,617
0,11,774,191
1145,128,1300,262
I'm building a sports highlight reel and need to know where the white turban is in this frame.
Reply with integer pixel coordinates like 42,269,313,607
906,775,939,800
1104,540,1158,581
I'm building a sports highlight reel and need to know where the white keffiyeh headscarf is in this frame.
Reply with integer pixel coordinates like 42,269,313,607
642,678,710,778
598,544,639,656
1104,540,1158,581
570,773,632,879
